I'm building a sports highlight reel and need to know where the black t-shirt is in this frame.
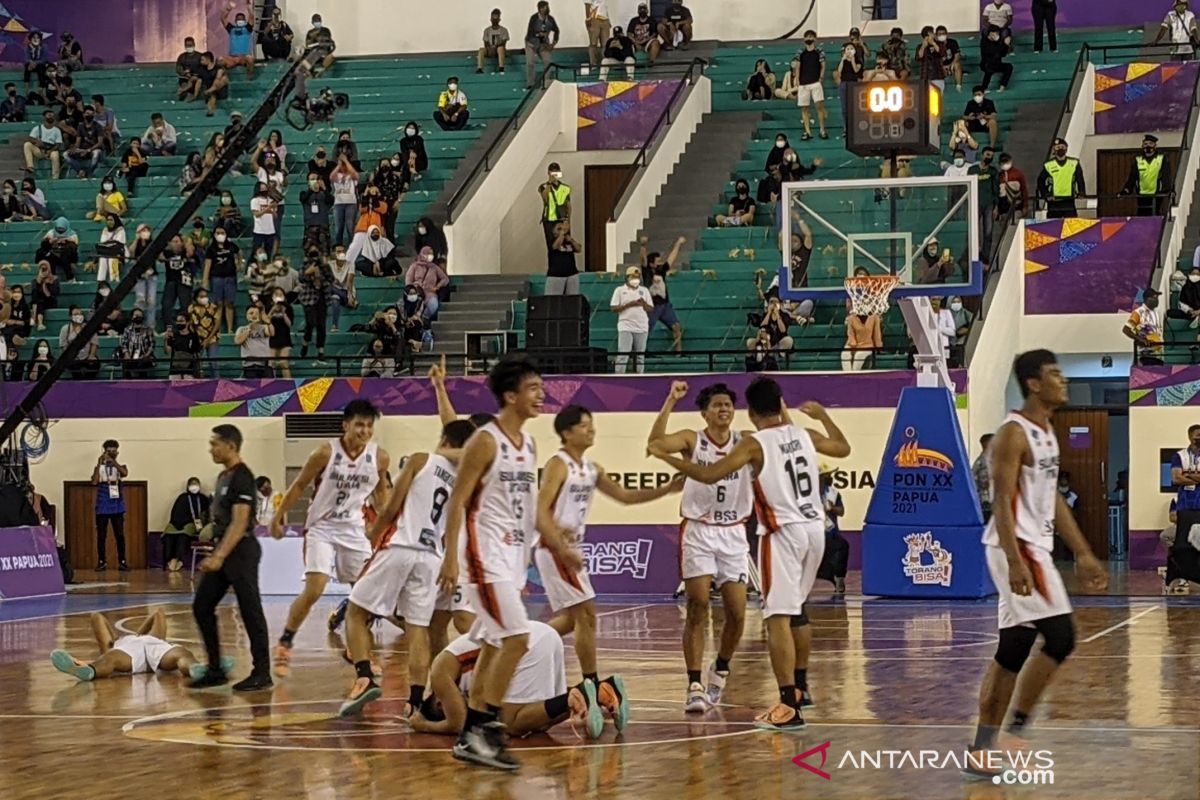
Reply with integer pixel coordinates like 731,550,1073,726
647,260,671,306
605,37,635,60
790,242,812,289
195,63,219,88
798,49,824,85
308,158,334,184
941,37,961,66
627,15,657,43
839,45,864,82
161,249,192,285
58,105,83,131
547,243,579,278
211,463,257,540
665,4,692,23
964,98,997,118
730,195,756,214
757,174,781,204
207,241,240,279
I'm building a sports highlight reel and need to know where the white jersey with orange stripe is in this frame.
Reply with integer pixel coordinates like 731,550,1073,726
680,429,753,525
461,422,538,584
982,412,1060,553
750,423,824,534
548,450,599,545
305,438,380,541
386,453,456,555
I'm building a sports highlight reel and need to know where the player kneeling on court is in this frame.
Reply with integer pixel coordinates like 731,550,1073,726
50,610,233,682
339,419,478,718
409,621,623,740
536,404,682,729
650,378,851,731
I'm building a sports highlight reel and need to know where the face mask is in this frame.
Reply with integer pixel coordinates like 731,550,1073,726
1144,148,1156,156
221,197,232,206
628,278,641,288
308,180,319,189
256,253,268,263
99,288,111,297
937,34,947,42
37,345,48,356
953,158,964,167
448,83,458,92
973,94,984,103
5,90,13,97
214,232,226,242
1000,162,1012,170
185,46,195,54
775,139,786,148
236,20,247,27
1190,274,1200,283
273,259,285,268
950,302,963,312
406,292,419,302
71,313,84,324
188,484,200,494
1055,148,1067,158
198,296,209,306
737,186,748,195
313,21,322,29
405,127,416,136
551,171,563,180
273,294,285,304
982,154,993,163
335,252,346,262
417,226,427,235
804,38,815,46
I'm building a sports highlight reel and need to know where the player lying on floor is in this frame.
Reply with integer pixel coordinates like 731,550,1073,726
408,621,628,739
49,609,233,681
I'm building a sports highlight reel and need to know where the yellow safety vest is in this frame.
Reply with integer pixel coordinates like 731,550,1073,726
544,184,571,221
1136,154,1164,196
1043,158,1078,198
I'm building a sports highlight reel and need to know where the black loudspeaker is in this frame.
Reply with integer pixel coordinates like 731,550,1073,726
527,347,609,374
526,318,589,349
527,294,590,321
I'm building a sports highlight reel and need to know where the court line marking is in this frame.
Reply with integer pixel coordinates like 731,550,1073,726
0,713,140,720
1080,605,1162,643
595,602,656,618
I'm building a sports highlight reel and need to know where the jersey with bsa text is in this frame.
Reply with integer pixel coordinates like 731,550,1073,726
750,424,824,533
462,422,538,583
982,412,1060,552
306,438,380,538
385,453,456,555
680,430,754,525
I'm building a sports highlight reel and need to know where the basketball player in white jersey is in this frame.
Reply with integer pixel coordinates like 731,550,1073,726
269,400,391,678
337,419,477,717
440,356,581,770
649,377,850,730
410,621,614,740
964,350,1107,779
647,381,754,712
537,404,683,729
50,609,232,682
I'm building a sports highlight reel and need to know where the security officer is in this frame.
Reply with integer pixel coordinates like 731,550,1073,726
1036,137,1085,218
1121,134,1171,217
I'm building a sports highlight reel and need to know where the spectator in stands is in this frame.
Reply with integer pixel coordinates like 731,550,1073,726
166,311,202,378
160,234,193,325
917,25,946,91
298,255,334,363
0,180,21,221
188,289,221,371
434,76,471,131
1172,266,1200,324
373,156,407,239
929,297,956,362
192,51,230,117
1029,0,1059,53
714,178,756,227
415,217,448,260
997,151,1028,217
213,190,244,238
267,287,294,378
357,225,400,277
57,94,85,140
28,339,52,381
269,255,303,303
795,31,829,140
1124,287,1164,366
1155,1,1198,59
539,162,571,245
524,1,560,90
64,105,104,177
202,226,240,333
129,224,157,329
260,6,294,61
948,296,973,365
765,133,791,172
865,50,899,82
250,180,280,257
221,4,256,79
964,86,1000,144
977,147,1001,258
30,261,58,331
611,265,652,373
1037,138,1085,218
117,308,155,378
58,33,84,72
254,146,287,230
754,293,796,352
59,304,100,380
980,27,1013,92
478,9,510,73
175,37,203,99
265,129,289,168
330,153,359,248
245,252,275,305
628,4,662,65
842,298,881,371
983,0,1014,51
361,338,396,378
918,239,957,284
935,25,963,90
1,82,27,123
235,305,274,378
366,307,403,357
179,152,204,195
201,132,227,171
345,185,387,264
91,95,120,153
163,477,210,571
24,32,49,93
642,235,686,353
778,146,821,182
329,247,355,332
585,0,613,68
406,247,449,321
94,176,128,221
333,128,360,170
756,162,784,222
97,214,126,283
742,59,776,101
1122,134,1171,217
24,109,63,180
118,137,149,196
396,124,427,183
38,217,79,283
947,118,980,163
660,0,693,50
304,14,337,73
19,178,48,221
882,28,910,79
746,327,780,372
545,222,581,295
600,26,636,81
833,40,864,105
300,172,333,255
785,219,816,290
943,148,972,182
2,284,30,349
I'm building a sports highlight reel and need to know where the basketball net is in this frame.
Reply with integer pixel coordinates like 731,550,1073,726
844,275,901,316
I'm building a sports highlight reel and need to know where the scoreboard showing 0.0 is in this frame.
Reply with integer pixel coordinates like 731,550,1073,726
846,80,942,157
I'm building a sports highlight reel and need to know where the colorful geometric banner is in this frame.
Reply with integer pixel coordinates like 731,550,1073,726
1094,61,1199,135
1023,216,1163,315
1130,366,1200,406
577,79,681,150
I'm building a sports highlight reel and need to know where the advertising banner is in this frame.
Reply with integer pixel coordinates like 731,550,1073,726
0,526,65,600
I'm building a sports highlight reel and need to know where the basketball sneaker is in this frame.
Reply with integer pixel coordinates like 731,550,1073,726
338,676,382,717
597,675,630,732
684,681,708,713
568,681,604,740
339,648,383,679
704,661,728,706
834,576,846,596
453,721,520,771
189,656,236,682
961,749,1002,781
799,689,815,709
328,598,349,632
232,673,274,692
49,650,95,681
272,643,292,678
753,703,805,731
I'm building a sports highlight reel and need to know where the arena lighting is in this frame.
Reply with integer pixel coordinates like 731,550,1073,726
0,45,332,445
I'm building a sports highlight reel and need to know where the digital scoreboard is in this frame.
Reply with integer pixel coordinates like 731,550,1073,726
845,80,942,156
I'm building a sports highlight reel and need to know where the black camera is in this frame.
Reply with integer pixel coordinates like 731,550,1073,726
286,77,350,130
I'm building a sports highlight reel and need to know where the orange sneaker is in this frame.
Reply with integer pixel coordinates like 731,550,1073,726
568,682,604,739
597,675,630,731
338,676,382,717
272,643,292,678
753,702,805,731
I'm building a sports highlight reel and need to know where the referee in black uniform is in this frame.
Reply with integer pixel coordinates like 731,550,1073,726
189,424,273,691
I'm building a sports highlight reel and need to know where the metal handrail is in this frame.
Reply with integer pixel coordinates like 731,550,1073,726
608,57,708,222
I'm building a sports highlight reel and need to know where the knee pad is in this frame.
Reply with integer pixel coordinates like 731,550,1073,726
1033,614,1076,664
994,625,1037,673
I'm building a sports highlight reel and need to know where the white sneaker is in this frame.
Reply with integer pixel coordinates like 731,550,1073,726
704,662,728,706
685,682,708,713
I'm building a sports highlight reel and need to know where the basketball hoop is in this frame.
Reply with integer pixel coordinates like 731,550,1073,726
845,275,901,316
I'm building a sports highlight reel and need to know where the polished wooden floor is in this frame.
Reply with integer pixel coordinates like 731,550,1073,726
2,570,1199,800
